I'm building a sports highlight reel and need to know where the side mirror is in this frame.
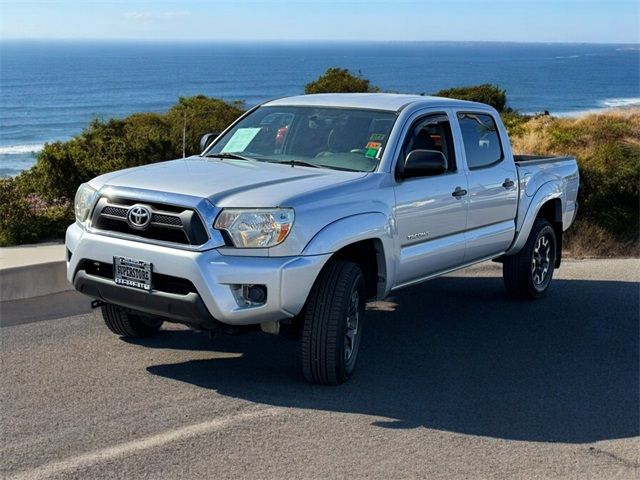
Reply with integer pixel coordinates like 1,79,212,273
200,132,220,153
402,150,448,179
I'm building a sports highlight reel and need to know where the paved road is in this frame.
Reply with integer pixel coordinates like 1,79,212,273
1,259,638,479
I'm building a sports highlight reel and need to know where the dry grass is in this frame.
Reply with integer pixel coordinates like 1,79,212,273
564,222,639,258
510,115,555,154
511,108,640,156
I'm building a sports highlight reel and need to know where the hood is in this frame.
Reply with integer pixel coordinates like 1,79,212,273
91,156,367,207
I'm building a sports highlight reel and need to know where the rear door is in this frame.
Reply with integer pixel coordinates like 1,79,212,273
393,113,469,287
454,112,518,262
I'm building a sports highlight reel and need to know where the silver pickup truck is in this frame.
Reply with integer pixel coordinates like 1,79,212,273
66,93,579,384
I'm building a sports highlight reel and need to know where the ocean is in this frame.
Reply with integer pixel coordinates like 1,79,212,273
1,40,638,177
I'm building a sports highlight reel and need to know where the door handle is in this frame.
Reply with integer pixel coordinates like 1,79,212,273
452,187,468,198
502,178,515,188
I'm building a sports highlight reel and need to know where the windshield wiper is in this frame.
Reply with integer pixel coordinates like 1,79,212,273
205,152,254,161
261,159,320,169
285,159,320,168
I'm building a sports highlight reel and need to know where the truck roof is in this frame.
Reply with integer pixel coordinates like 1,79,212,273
262,93,486,112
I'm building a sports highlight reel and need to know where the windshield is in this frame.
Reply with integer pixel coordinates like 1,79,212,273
205,105,397,172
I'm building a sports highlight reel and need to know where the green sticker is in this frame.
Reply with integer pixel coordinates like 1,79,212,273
365,148,378,158
370,133,385,141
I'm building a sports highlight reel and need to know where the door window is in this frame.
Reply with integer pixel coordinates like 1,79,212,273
458,113,503,169
401,114,456,173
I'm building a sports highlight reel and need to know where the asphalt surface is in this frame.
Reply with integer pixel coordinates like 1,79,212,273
1,259,638,479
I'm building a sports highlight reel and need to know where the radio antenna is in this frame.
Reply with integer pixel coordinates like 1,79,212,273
182,110,187,158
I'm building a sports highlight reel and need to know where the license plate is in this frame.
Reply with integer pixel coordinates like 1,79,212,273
113,256,152,291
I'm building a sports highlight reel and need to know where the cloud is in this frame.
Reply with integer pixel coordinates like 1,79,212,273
124,10,191,23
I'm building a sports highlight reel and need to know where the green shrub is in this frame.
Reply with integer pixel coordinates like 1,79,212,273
28,113,174,200
434,84,507,112
501,109,533,137
165,96,244,157
305,67,379,94
0,178,72,246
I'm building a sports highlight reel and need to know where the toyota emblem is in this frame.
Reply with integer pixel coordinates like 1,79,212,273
126,205,152,230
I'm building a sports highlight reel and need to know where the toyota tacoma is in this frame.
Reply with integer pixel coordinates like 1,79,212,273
66,93,579,384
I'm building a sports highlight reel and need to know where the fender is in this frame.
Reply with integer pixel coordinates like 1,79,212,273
302,212,396,297
506,181,563,255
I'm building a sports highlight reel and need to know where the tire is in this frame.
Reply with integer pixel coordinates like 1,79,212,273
300,260,366,385
503,218,557,300
100,303,164,338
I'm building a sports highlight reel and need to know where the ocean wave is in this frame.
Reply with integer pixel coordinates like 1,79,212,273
523,98,640,118
0,143,44,155
551,108,608,118
599,97,640,108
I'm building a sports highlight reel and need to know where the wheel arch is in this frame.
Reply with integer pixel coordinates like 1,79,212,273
506,182,564,267
536,198,563,267
331,239,387,300
302,213,394,299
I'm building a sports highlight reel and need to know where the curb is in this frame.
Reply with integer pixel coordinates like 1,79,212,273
0,261,72,302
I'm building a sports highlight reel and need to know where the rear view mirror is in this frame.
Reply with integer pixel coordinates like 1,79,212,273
402,150,448,179
200,133,220,153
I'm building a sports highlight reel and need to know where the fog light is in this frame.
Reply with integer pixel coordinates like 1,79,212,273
243,284,267,305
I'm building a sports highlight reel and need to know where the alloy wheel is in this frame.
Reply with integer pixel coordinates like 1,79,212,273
531,234,552,286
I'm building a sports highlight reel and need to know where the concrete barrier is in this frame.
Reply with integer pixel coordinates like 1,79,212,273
0,261,71,301
0,244,70,301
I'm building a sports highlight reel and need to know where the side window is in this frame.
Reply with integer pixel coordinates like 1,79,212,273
403,115,456,173
458,113,503,169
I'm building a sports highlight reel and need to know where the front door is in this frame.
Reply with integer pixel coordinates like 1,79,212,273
393,113,468,287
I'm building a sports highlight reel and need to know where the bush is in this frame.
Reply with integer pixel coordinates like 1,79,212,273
500,109,533,137
305,67,379,94
28,113,174,200
0,178,72,246
434,84,507,112
165,96,244,157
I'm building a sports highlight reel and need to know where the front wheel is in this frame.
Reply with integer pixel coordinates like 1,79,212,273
100,303,164,338
300,260,366,385
503,218,557,300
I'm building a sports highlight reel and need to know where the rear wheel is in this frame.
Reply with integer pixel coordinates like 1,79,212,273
300,260,366,385
503,218,557,299
100,303,164,338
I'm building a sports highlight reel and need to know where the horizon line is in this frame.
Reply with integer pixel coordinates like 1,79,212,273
1,38,638,46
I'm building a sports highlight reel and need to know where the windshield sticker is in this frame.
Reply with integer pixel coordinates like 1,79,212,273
365,141,382,158
369,133,386,141
221,128,261,153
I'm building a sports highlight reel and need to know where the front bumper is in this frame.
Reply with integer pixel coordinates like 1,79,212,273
66,223,330,326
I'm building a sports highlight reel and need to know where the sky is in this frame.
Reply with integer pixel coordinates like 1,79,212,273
0,0,638,43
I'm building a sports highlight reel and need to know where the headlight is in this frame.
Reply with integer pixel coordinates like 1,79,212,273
74,183,97,222
214,208,295,248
